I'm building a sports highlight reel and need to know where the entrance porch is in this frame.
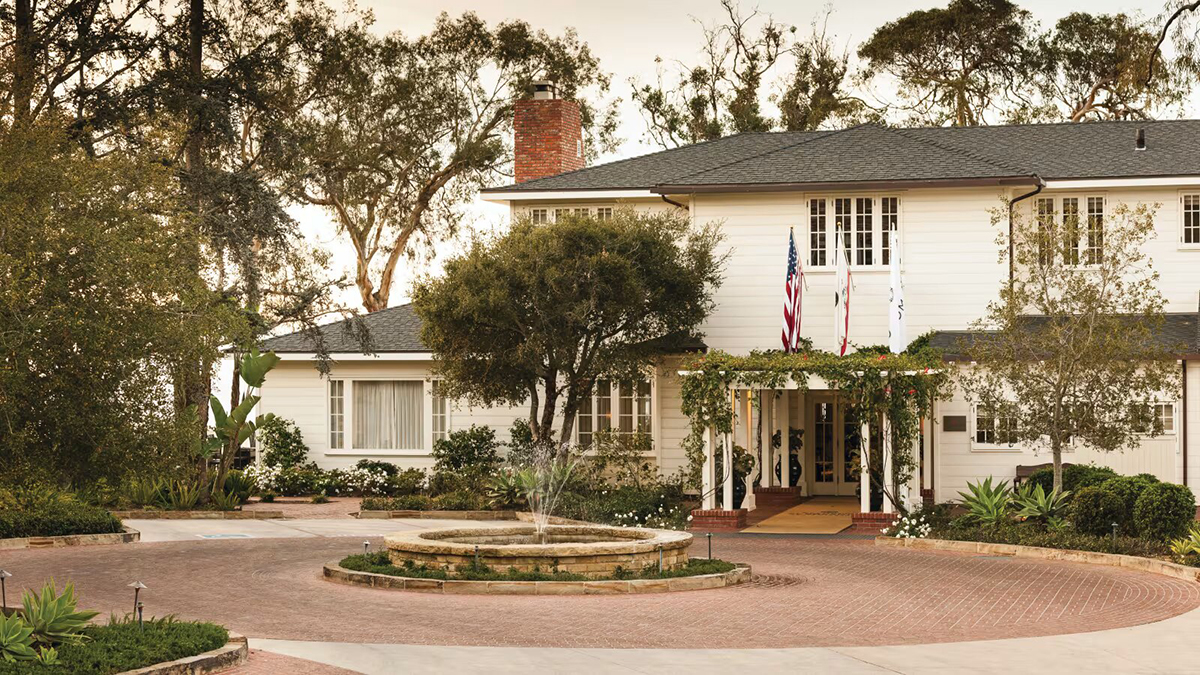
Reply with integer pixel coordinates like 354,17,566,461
690,376,930,534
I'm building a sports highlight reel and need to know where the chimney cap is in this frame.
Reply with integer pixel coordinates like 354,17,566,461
532,80,557,100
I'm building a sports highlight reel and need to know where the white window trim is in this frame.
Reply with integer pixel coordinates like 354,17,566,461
1180,191,1200,250
1030,193,1108,268
323,378,437,457
575,377,656,453
804,194,902,273
327,379,345,451
525,204,616,223
1137,401,1178,437
969,404,1023,453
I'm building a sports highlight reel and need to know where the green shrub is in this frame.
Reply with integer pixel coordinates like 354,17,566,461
1070,486,1125,536
1028,464,1118,494
505,418,536,467
258,491,276,503
937,521,1171,558
485,469,527,509
310,491,330,504
1100,474,1158,528
1134,482,1196,542
338,552,736,582
361,494,435,511
275,463,324,496
354,459,399,477
386,468,426,496
0,499,122,540
428,470,468,496
0,616,227,675
431,426,501,488
432,490,487,511
222,470,254,504
258,417,309,469
557,482,689,529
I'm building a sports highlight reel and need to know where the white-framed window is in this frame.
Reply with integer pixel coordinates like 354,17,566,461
972,404,1019,449
432,381,450,442
329,380,345,449
530,208,549,224
1136,402,1176,435
595,206,613,220
807,195,900,268
1034,194,1105,266
352,380,424,450
1181,193,1200,246
577,379,652,448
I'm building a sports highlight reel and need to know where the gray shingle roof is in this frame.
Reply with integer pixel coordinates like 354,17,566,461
260,304,426,353
929,313,1200,359
483,119,1200,193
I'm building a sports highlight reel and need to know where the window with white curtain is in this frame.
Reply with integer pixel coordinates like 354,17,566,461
329,380,344,449
578,379,651,447
353,381,423,450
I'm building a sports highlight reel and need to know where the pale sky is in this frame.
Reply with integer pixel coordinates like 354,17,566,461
295,0,1195,313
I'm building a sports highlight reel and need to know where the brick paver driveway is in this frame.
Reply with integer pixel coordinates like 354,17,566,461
5,535,1198,648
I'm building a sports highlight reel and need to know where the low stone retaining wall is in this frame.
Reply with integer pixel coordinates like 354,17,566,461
0,526,140,550
111,510,285,520
688,508,747,532
323,561,752,595
876,536,1200,583
387,524,693,578
357,509,516,520
117,632,248,674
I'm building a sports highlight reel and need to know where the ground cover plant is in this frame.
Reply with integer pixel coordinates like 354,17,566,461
0,488,122,540
339,552,736,582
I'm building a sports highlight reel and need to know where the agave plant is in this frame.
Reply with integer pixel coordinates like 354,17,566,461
159,480,201,510
0,613,35,663
208,489,242,511
126,478,166,508
1170,523,1200,559
222,470,255,504
485,469,527,509
958,477,1013,528
21,581,98,648
1014,483,1070,525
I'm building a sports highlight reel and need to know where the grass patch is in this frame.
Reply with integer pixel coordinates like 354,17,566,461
339,552,737,582
0,616,227,674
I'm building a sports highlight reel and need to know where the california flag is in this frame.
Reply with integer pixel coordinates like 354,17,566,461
833,226,850,356
888,230,906,354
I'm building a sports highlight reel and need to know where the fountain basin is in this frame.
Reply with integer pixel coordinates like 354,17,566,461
385,524,693,578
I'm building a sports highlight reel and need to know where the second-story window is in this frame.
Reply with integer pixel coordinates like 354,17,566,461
1034,195,1104,266
1184,194,1200,245
808,196,899,268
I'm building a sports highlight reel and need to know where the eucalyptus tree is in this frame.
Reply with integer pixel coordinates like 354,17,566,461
284,9,618,313
858,0,1038,126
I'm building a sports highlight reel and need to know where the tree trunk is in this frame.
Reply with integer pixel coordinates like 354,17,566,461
1051,438,1063,495
536,375,559,446
13,0,33,124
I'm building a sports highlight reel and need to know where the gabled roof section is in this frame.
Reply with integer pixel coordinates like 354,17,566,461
929,313,1200,360
260,304,426,354
482,119,1200,195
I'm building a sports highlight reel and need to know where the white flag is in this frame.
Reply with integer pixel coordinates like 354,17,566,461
833,226,850,356
888,230,906,354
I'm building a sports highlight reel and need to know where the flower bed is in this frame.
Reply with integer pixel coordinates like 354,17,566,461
341,551,735,582
0,495,122,540
0,619,230,674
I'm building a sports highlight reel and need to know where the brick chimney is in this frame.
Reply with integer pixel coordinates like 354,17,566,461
514,81,585,183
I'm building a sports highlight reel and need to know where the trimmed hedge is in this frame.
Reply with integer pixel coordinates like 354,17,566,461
935,522,1171,559
0,618,227,675
1028,464,1118,494
1100,474,1158,530
1070,486,1125,537
340,552,736,582
1134,482,1196,542
0,501,123,539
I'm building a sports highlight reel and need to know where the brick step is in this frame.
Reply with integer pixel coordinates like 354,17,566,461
848,511,898,535
753,486,804,507
689,508,747,532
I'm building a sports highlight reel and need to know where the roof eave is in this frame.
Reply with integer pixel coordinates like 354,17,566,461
650,175,1041,195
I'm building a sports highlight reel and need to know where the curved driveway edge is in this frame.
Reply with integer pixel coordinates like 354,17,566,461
876,536,1200,583
0,526,139,550
119,632,247,674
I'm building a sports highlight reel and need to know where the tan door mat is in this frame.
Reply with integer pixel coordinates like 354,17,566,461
741,497,858,534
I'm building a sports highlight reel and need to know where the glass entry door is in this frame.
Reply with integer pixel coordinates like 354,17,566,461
811,396,858,497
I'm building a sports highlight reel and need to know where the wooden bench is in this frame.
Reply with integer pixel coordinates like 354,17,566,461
1014,462,1074,487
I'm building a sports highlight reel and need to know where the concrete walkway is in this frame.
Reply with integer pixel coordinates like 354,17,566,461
252,603,1200,674
126,517,509,542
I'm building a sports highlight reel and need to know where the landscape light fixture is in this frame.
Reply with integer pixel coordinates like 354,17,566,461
137,601,144,631
128,581,147,618
658,544,664,573
0,569,11,610
363,541,370,555
707,532,713,559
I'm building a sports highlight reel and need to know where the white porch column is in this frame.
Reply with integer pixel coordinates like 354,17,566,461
779,390,791,488
909,432,922,510
860,422,871,513
702,426,715,509
764,391,775,488
883,416,895,513
722,428,735,510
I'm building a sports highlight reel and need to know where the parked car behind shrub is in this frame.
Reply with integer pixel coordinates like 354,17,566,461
1134,482,1196,541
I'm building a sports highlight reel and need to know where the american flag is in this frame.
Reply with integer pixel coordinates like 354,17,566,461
781,228,803,352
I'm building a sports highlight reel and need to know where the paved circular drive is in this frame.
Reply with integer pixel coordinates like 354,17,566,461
5,535,1198,648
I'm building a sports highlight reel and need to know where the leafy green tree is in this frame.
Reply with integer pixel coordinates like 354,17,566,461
1034,12,1190,122
413,209,725,445
0,122,235,486
858,0,1038,126
777,17,870,131
961,202,1180,494
284,8,618,313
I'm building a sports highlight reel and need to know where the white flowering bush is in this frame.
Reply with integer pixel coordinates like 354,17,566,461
339,466,392,496
884,511,932,539
244,462,282,493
